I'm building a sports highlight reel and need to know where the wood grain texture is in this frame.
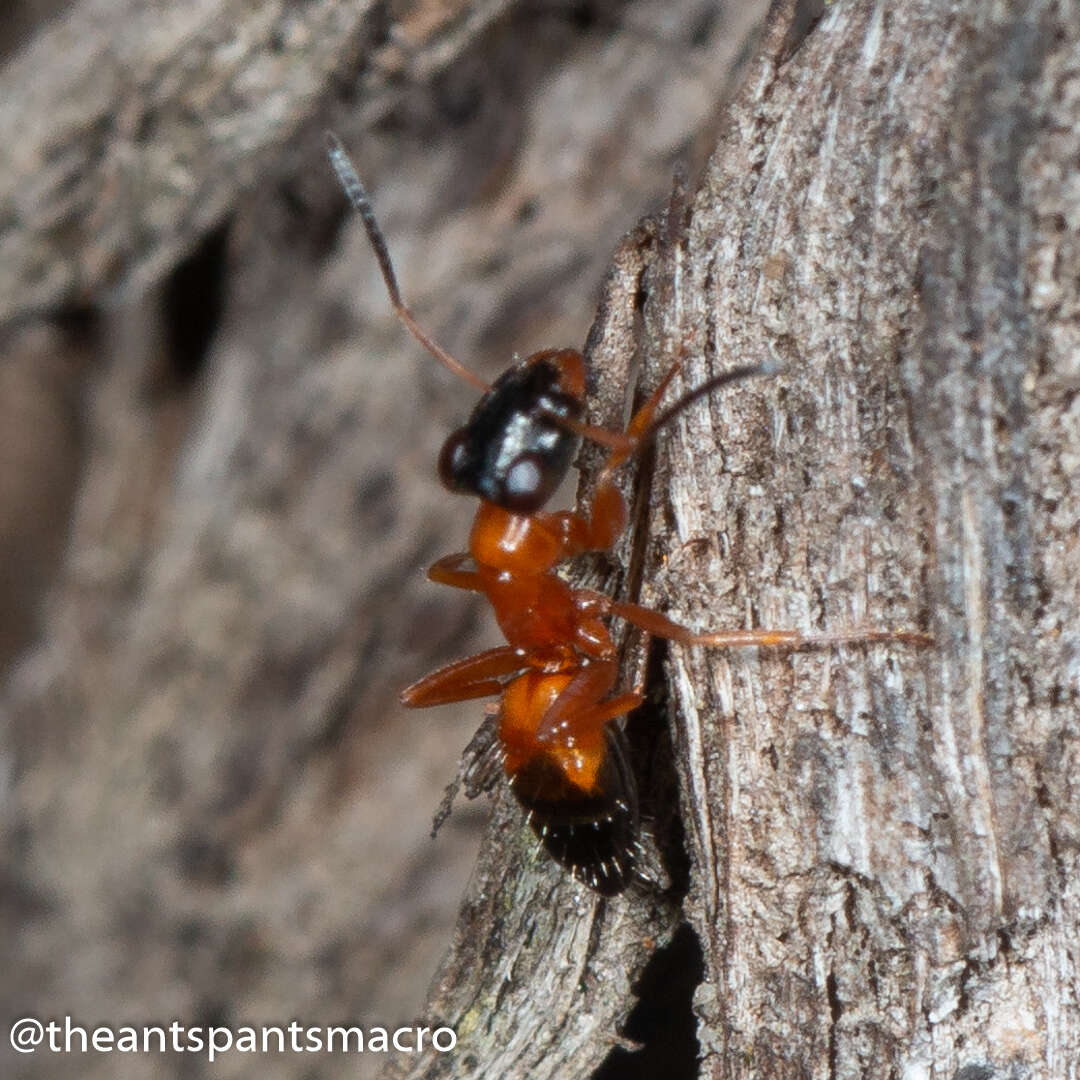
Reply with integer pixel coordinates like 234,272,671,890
653,0,1079,1076
392,0,1080,1077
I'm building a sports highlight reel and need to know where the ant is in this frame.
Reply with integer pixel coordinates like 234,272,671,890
328,135,930,893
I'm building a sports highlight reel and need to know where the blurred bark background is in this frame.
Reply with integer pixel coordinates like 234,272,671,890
1,1,1077,1079
0,1,770,1079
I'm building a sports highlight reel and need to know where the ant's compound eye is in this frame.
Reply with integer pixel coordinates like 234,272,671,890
438,430,472,492
501,453,547,510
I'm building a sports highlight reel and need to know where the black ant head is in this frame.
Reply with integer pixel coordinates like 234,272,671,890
326,141,593,513
438,350,584,513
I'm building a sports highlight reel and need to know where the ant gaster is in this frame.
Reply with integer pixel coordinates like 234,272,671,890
328,136,931,893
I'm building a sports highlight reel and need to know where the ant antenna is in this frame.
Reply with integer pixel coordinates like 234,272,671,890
326,133,491,393
644,361,776,441
553,361,775,468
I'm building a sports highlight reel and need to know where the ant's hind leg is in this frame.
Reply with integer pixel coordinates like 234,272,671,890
401,646,525,707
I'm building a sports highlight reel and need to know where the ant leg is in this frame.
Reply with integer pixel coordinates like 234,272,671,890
558,357,688,461
401,646,525,707
427,552,484,592
432,711,503,838
570,691,646,729
535,661,643,745
590,360,768,475
592,595,932,650
554,362,692,553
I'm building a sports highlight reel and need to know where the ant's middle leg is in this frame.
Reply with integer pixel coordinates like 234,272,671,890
576,590,932,650
535,660,644,747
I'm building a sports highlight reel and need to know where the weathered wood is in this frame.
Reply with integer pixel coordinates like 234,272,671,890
0,0,514,325
392,0,1080,1077
665,2,1078,1074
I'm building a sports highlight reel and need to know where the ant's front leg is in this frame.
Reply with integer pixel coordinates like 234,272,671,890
401,646,526,707
552,361,765,557
557,362,768,557
552,361,688,556
427,552,484,592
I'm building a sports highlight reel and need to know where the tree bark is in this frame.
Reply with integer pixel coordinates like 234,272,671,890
390,1,1080,1077
0,0,517,325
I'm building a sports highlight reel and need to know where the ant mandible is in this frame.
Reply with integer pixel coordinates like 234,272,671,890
328,136,930,893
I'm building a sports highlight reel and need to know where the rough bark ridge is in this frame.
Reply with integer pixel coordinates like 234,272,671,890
398,1,1080,1077
649,1,1080,1075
